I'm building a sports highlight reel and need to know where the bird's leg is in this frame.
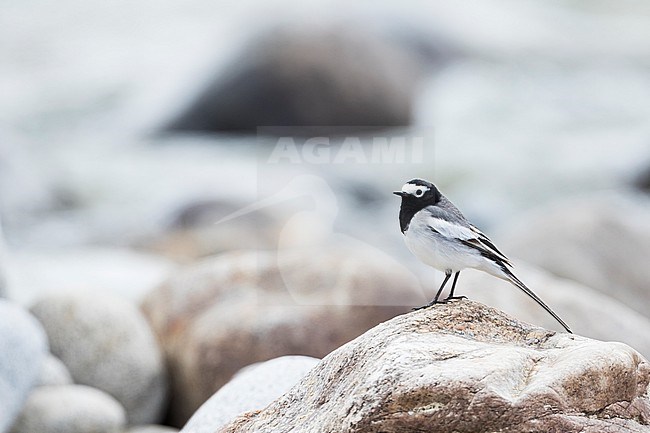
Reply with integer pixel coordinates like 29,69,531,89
445,271,466,301
412,271,452,310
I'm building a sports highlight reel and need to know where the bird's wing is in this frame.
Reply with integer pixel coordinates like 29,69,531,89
422,205,472,234
423,207,512,266
468,224,511,265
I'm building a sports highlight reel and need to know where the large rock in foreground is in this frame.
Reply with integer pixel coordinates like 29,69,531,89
142,247,423,425
218,301,650,433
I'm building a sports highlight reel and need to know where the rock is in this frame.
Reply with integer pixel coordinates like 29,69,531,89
497,194,650,318
37,354,73,387
182,356,320,433
30,293,167,424
0,300,48,433
141,246,423,425
217,300,650,433
9,385,126,433
458,262,650,360
166,25,422,135
127,425,179,433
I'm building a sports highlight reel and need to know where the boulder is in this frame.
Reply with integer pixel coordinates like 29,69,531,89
182,356,320,433
9,385,126,433
30,293,167,424
165,25,422,135
0,300,48,433
36,354,73,387
141,247,423,425
497,194,650,318
217,300,650,433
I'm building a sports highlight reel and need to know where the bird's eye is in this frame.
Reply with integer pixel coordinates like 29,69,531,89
415,189,424,197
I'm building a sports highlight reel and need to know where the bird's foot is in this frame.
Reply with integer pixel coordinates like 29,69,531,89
444,296,467,302
411,300,447,311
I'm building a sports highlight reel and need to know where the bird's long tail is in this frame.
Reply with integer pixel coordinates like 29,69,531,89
501,267,572,333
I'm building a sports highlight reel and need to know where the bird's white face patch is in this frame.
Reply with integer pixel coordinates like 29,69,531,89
402,183,429,197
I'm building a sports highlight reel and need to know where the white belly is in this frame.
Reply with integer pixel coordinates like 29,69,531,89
404,213,484,273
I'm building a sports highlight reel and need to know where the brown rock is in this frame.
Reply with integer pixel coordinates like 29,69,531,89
216,301,650,433
141,246,424,425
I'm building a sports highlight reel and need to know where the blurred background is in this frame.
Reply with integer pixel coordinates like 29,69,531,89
1,0,650,432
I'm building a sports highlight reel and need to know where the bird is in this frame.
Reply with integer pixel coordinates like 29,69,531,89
394,178,572,333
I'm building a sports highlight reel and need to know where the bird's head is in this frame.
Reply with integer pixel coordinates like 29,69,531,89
393,179,441,206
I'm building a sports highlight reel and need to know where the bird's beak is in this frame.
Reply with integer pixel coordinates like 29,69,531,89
393,191,408,197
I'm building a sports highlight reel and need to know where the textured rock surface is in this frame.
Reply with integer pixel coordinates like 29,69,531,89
218,301,650,433
459,262,650,360
36,354,73,387
142,247,422,425
31,293,167,424
0,300,48,433
9,385,126,433
498,194,650,318
166,26,422,134
182,356,320,433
